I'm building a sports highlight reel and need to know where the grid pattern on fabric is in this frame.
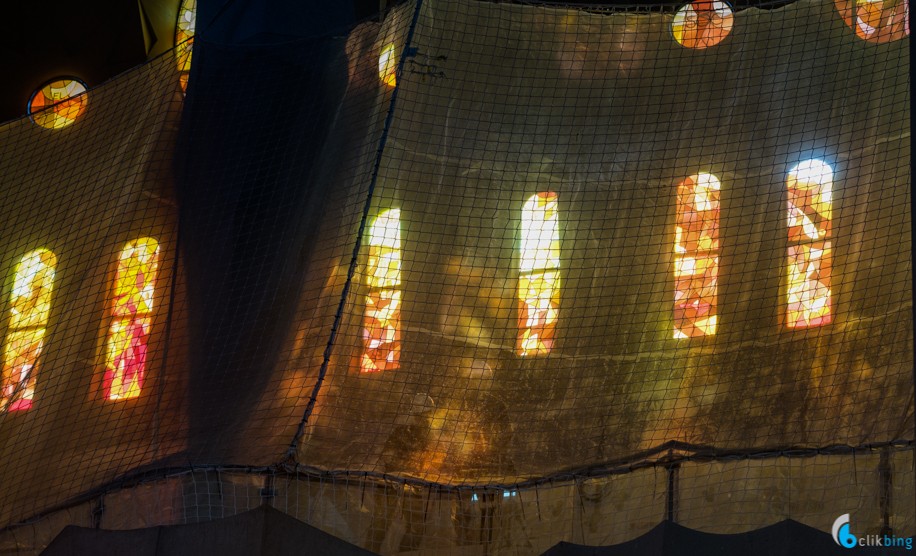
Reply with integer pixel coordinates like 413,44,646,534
0,0,909,553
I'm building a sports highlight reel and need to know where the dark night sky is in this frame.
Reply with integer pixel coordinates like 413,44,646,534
0,0,795,124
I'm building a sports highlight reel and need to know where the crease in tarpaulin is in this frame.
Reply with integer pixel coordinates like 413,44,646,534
283,0,426,464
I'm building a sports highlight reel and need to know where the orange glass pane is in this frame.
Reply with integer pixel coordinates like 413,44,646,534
105,317,150,400
28,79,88,129
2,329,44,412
787,160,832,243
675,175,719,254
674,256,718,338
113,239,159,317
787,242,832,328
674,174,719,338
518,270,560,355
835,0,909,42
786,160,832,329
672,1,734,49
362,290,401,373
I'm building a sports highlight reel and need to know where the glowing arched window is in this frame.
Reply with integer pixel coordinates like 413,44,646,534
378,44,397,88
519,192,560,356
786,160,832,328
362,210,401,373
2,249,56,411
672,1,734,49
28,79,88,129
176,0,197,92
106,239,159,400
836,0,909,42
674,173,719,338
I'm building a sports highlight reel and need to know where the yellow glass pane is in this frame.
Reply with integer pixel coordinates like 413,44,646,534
520,192,560,272
367,210,401,289
379,44,397,88
113,238,160,317
28,79,88,129
106,317,150,400
367,245,401,290
176,0,197,72
518,270,560,356
368,209,401,249
672,1,734,49
10,249,57,330
2,329,44,411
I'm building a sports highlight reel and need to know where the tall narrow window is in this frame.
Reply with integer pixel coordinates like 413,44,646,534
2,249,57,411
175,0,197,92
106,238,159,400
674,173,719,338
519,192,560,356
379,44,398,88
362,210,401,373
786,160,832,328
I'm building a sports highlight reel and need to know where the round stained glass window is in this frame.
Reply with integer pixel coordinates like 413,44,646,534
176,0,197,91
28,78,88,129
672,1,735,49
835,0,908,42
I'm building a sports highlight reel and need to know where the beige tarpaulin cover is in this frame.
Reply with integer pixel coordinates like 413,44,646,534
0,0,909,553
296,0,911,479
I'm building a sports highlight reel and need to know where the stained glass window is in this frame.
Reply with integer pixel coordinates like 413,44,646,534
519,192,560,356
674,173,719,338
106,238,159,400
786,160,832,328
379,44,398,88
672,1,735,49
2,250,57,411
28,79,88,129
362,210,401,373
836,0,909,42
176,0,197,92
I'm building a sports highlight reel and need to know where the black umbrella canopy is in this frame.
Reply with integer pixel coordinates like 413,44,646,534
41,505,377,556
542,520,913,556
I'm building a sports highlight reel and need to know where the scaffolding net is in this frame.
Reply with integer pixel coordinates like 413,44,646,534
0,0,911,553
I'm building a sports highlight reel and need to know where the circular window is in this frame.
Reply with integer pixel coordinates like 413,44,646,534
379,44,397,88
176,0,197,91
672,1,735,49
835,0,908,42
28,78,88,129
